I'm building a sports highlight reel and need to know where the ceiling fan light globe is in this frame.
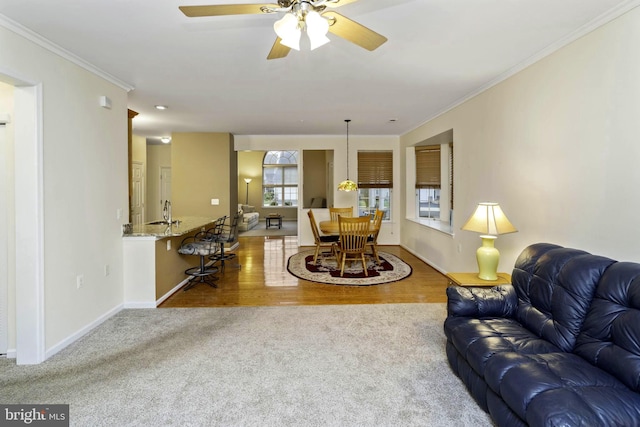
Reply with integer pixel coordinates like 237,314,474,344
306,11,330,50
309,34,330,50
274,13,301,50
280,32,301,50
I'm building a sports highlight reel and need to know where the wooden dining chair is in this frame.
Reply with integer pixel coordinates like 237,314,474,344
308,210,339,264
336,216,371,277
329,206,353,222
366,209,385,264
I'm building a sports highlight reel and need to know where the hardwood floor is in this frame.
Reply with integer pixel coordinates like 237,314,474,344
159,235,450,307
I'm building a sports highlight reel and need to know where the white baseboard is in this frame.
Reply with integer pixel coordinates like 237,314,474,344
45,303,124,359
123,301,156,309
400,244,447,275
155,278,190,306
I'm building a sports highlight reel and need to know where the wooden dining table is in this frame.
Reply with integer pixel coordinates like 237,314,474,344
319,219,378,235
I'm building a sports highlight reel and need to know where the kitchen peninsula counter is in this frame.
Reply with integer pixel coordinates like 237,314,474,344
123,216,216,307
123,216,215,239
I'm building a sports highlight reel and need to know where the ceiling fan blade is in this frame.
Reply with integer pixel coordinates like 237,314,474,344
323,11,387,51
323,0,360,8
267,37,292,60
179,4,277,17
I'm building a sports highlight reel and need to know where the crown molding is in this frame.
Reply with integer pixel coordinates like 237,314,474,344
0,13,134,92
408,0,640,135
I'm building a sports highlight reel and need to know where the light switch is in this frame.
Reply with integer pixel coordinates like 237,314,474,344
211,199,219,205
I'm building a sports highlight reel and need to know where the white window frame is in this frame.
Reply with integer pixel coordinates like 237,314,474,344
406,142,453,235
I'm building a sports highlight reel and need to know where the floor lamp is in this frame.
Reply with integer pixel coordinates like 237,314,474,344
461,202,517,280
244,178,252,205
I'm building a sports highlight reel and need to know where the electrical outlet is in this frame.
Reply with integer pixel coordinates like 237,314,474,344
211,198,219,205
104,264,110,277
76,274,84,289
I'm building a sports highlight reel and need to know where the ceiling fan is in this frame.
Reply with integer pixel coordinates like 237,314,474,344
179,0,387,60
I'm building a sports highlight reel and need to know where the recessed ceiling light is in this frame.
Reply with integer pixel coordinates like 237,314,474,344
155,105,168,110
160,137,171,144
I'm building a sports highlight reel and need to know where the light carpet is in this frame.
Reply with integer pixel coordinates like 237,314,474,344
0,304,492,427
287,250,412,285
238,220,297,237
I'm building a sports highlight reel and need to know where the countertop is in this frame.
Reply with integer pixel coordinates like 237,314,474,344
123,216,216,239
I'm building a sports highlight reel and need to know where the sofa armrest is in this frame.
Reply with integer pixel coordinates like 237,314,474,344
446,284,517,318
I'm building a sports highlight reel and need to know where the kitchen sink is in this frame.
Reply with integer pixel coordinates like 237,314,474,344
147,220,179,225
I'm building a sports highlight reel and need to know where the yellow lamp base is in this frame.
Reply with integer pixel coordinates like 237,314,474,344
476,235,499,281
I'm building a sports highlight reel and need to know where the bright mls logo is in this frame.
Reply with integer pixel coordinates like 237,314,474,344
1,405,69,426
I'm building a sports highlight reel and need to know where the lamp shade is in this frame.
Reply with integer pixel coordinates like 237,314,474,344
244,178,252,184
461,203,517,236
337,179,358,192
305,11,330,50
274,13,301,50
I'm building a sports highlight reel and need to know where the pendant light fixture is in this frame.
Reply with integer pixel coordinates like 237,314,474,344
338,119,358,192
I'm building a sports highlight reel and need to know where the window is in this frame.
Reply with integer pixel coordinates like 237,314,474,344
357,151,392,220
263,151,299,207
404,129,454,233
415,146,441,219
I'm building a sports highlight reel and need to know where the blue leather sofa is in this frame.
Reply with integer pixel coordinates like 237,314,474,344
444,243,640,426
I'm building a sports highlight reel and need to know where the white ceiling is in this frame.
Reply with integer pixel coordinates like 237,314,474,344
0,0,635,140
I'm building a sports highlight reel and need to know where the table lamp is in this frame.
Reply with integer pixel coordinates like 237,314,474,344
461,202,517,280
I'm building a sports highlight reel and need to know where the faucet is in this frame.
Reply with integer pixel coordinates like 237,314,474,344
162,200,172,225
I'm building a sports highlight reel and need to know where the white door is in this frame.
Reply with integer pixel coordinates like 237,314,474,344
160,166,171,217
131,161,145,225
0,120,8,354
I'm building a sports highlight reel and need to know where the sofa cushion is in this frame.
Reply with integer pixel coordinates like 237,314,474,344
447,285,518,318
241,212,259,222
575,261,640,392
484,351,640,426
444,316,562,378
511,243,615,352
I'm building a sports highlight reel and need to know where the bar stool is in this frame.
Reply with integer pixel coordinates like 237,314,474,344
210,213,241,271
177,219,224,290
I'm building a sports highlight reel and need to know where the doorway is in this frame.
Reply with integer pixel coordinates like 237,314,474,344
0,120,8,354
131,161,145,225
160,166,172,216
1,75,44,364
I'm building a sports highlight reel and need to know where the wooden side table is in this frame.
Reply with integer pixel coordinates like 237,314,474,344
446,272,511,287
265,214,282,229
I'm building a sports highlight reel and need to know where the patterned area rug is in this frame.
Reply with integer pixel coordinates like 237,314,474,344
287,250,412,286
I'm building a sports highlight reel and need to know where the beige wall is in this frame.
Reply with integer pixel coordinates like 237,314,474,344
172,132,236,219
303,150,328,208
131,134,146,164
400,7,640,273
237,150,264,207
1,23,129,359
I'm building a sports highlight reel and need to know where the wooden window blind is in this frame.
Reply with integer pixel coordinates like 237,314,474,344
415,145,441,188
357,151,393,188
